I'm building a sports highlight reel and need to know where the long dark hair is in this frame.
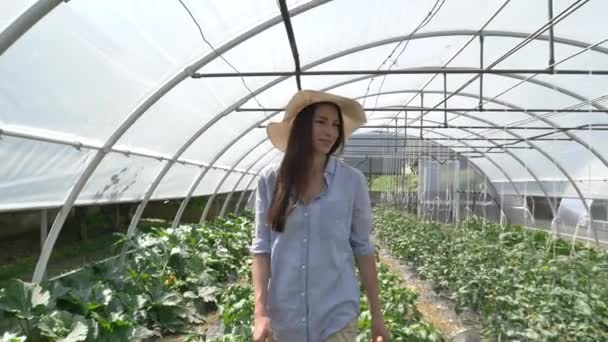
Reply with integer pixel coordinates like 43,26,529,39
267,102,345,232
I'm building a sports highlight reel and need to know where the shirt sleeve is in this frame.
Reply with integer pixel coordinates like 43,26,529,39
250,173,272,255
350,170,374,256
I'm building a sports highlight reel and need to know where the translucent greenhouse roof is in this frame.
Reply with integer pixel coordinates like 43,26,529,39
2,0,608,279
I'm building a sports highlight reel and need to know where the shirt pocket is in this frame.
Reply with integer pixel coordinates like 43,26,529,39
319,199,350,249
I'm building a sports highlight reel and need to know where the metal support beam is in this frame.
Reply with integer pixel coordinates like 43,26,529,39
25,27,608,281
411,114,566,219
479,34,484,110
245,189,256,210
349,136,573,141
40,209,48,252
0,0,63,56
404,111,408,146
278,0,302,90
349,93,572,219
344,144,534,149
404,125,522,200
548,0,556,72
228,80,583,232
420,93,424,139
30,0,331,283
32,20,606,282
363,89,608,187
413,117,556,217
196,26,604,230
0,125,254,174
219,150,278,217
238,107,608,113
200,139,269,222
408,0,591,135
235,173,260,214
342,150,505,155
193,68,608,78
443,73,448,127
357,124,608,130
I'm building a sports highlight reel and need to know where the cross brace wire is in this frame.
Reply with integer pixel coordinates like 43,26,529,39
192,68,608,78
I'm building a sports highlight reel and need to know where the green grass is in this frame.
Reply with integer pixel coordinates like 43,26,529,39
370,175,418,192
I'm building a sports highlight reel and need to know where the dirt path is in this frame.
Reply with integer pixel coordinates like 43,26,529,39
376,245,483,342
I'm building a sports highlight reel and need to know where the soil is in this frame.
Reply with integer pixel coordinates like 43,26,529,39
376,246,484,342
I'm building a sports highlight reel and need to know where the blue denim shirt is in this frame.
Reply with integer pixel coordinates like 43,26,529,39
250,156,374,342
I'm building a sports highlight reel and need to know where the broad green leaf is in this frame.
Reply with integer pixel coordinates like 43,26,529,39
59,321,88,342
0,332,26,342
39,311,88,340
0,279,50,319
198,286,220,303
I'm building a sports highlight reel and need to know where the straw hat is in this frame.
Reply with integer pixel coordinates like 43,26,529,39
266,90,367,152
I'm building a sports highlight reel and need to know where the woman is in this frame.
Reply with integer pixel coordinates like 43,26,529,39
250,90,390,342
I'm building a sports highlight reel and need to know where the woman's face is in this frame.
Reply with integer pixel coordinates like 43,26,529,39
311,103,341,155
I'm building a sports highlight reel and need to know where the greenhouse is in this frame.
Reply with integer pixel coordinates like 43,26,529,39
1,0,607,341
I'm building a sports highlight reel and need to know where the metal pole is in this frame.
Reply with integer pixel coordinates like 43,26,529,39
0,0,63,56
245,186,256,210
479,34,484,110
348,137,573,141
0,126,250,172
199,139,270,222
347,88,608,178
278,0,302,90
420,93,424,139
193,68,608,77
219,148,276,217
406,0,591,129
30,0,330,284
40,209,47,252
235,175,259,214
357,124,608,130
443,73,448,127
548,0,556,72
171,135,267,229
244,107,608,113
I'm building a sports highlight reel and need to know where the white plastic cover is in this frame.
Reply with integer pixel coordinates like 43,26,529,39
1,0,608,215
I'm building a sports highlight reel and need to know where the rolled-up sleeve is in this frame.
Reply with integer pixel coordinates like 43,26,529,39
250,173,271,255
350,171,374,256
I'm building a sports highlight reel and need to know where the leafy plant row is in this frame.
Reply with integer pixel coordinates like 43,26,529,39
208,254,443,342
374,209,608,341
0,213,254,342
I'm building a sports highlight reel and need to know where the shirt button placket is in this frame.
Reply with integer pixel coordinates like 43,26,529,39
303,207,310,331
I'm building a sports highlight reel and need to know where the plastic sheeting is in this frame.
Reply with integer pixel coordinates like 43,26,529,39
1,0,608,215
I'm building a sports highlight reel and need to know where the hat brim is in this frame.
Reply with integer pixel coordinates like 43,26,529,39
267,90,366,152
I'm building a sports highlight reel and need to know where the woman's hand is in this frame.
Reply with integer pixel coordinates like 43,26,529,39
371,316,390,342
252,313,275,342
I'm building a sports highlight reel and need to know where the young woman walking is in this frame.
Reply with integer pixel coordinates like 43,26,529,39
250,90,389,342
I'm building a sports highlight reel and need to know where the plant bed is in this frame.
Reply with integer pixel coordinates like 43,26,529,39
374,209,608,341
376,247,482,341
200,253,442,342
0,213,254,342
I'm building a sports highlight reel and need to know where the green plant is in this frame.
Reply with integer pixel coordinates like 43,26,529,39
358,260,442,341
374,209,608,341
0,214,255,341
